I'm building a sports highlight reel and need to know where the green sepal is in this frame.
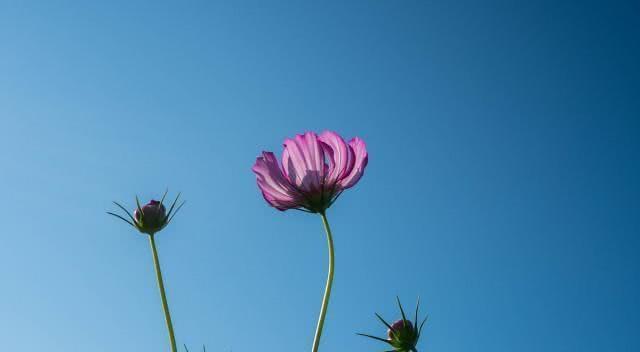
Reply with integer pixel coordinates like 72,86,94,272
356,333,392,345
106,212,135,227
396,296,408,328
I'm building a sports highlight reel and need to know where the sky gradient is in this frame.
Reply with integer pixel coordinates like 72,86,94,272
1,1,639,351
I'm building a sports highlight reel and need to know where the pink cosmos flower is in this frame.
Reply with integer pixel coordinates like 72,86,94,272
252,131,368,213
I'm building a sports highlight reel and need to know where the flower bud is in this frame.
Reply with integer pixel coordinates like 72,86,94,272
358,297,427,352
387,319,418,351
388,319,415,339
134,200,167,235
108,192,185,236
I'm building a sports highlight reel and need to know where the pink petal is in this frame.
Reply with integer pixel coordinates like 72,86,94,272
319,131,354,187
282,132,325,193
252,152,302,210
338,137,368,189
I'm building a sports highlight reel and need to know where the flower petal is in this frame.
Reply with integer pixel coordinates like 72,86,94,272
252,151,303,210
319,131,354,187
338,137,368,189
282,132,325,193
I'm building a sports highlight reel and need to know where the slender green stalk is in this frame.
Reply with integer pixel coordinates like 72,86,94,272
149,234,178,352
312,211,335,352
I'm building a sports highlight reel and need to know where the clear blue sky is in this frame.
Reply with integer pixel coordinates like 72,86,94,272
1,1,638,351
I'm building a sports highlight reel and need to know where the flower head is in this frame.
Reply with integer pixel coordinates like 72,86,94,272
358,297,427,352
252,131,368,213
108,191,185,235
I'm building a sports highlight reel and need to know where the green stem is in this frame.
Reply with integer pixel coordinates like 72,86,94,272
149,234,178,352
312,211,335,352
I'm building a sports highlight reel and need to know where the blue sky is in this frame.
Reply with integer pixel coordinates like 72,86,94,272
1,1,639,351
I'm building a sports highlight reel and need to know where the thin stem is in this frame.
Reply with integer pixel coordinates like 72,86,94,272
312,211,335,352
149,234,178,352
